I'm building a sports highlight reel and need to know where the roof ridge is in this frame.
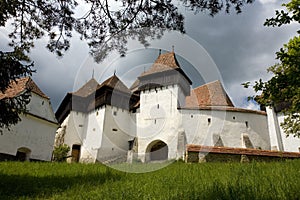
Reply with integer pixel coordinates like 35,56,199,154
99,74,131,94
26,77,49,99
192,80,221,90
0,77,49,100
72,78,100,97
186,80,234,107
139,51,181,77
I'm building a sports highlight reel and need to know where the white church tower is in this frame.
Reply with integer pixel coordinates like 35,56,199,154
135,51,192,162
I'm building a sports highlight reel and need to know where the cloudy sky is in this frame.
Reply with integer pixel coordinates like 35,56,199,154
0,0,298,111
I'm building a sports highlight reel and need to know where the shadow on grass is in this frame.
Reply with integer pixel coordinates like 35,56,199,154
0,168,121,199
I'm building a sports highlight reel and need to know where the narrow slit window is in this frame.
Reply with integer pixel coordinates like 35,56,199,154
208,118,211,125
245,121,249,128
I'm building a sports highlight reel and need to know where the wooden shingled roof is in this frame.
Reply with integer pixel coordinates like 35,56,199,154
72,78,99,97
0,77,49,100
98,74,131,94
185,80,234,107
140,51,181,77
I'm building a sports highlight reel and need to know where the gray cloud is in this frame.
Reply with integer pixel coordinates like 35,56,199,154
0,0,297,111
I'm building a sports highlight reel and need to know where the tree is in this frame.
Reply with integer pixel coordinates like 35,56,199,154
244,0,300,137
0,49,34,129
0,0,253,129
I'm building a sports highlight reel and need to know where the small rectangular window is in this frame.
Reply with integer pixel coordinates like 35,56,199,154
245,121,249,128
113,111,117,116
208,118,211,125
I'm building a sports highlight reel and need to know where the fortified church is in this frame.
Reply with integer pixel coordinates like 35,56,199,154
55,51,300,163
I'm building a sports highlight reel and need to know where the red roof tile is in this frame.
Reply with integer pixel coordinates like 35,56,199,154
186,80,234,107
0,77,48,100
180,106,266,115
140,52,180,77
187,145,300,158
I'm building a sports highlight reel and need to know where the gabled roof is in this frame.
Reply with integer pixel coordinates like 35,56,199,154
72,78,99,97
129,79,140,92
98,75,131,94
0,77,49,100
140,51,181,77
185,80,234,108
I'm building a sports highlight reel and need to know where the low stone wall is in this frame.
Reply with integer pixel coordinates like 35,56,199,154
0,153,45,162
0,153,17,161
186,145,300,163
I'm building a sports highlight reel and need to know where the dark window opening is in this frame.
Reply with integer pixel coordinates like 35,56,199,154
208,118,211,125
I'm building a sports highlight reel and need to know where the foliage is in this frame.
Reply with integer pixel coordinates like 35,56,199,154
0,0,253,129
52,144,70,162
245,0,300,137
0,49,34,129
264,0,300,33
0,161,300,199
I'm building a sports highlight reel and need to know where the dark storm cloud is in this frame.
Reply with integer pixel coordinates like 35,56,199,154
183,0,298,107
1,0,297,111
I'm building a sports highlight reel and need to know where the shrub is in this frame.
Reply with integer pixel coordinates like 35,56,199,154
52,144,70,162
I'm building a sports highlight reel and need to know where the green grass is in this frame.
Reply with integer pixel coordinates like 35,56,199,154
0,160,300,200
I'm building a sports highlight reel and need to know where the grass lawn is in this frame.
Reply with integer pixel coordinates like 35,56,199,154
0,160,299,199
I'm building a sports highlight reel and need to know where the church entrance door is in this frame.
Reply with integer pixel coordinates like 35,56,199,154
146,140,168,161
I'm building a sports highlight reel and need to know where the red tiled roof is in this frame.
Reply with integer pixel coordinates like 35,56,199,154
140,52,180,77
185,80,234,107
180,106,266,115
72,78,100,97
0,77,48,100
186,145,300,158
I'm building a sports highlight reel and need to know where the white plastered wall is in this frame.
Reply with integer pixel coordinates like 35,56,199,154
137,85,185,162
96,105,135,162
276,113,300,152
181,109,270,150
0,93,58,161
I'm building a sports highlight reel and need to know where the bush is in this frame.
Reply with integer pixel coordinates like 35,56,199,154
52,144,70,162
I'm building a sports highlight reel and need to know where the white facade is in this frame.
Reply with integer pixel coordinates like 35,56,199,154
266,107,300,152
137,85,185,162
57,105,136,163
56,80,276,163
0,93,58,161
55,52,299,163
